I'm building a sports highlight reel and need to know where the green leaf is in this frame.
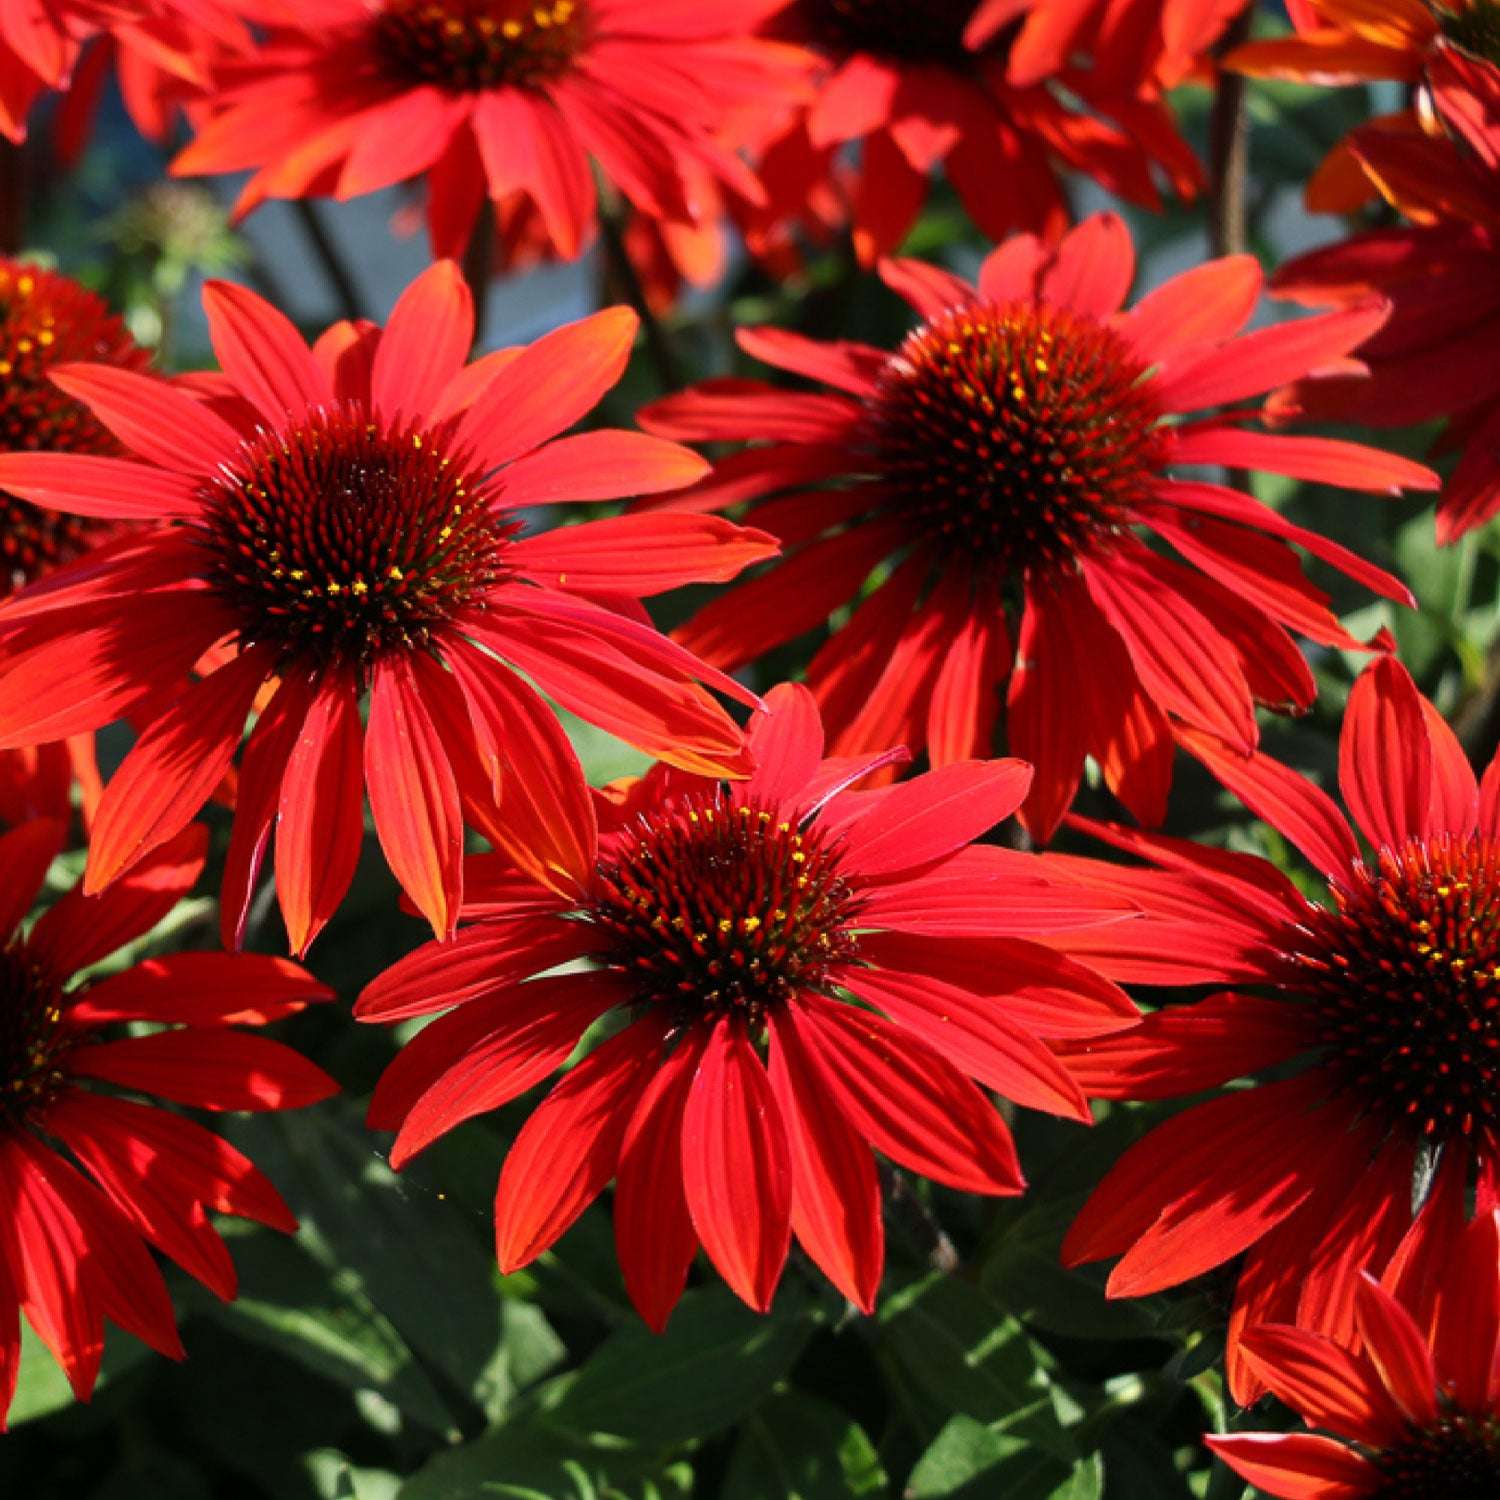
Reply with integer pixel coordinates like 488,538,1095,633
8,1319,151,1426
721,1390,887,1500
907,1416,1102,1500
396,1415,689,1500
875,1274,1068,1455
548,1285,820,1444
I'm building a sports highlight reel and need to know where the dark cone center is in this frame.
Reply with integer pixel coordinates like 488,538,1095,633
1373,1412,1500,1500
373,0,589,90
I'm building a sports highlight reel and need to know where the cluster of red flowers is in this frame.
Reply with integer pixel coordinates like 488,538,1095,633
7,2,1500,1495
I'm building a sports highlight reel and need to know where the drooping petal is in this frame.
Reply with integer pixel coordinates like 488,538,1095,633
789,996,1023,1195
615,1027,705,1332
680,1016,792,1314
84,644,272,895
71,952,332,1027
767,1009,883,1313
275,669,365,958
0,453,203,520
496,1015,669,1273
366,656,464,940
68,1030,337,1112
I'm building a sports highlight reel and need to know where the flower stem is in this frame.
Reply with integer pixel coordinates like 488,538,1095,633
0,138,27,255
1207,6,1254,259
292,198,366,323
461,206,495,348
597,196,684,393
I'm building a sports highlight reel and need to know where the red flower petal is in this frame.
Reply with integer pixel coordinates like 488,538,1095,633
615,1027,705,1333
1177,725,1361,880
498,430,710,507
370,258,473,423
220,672,317,950
510,513,777,596
1206,1433,1378,1500
1082,544,1257,753
29,825,206,976
495,1016,669,1273
1170,426,1439,494
366,656,464,940
1115,254,1261,365
735,326,887,396
1040,211,1135,319
355,913,586,1022
1237,1324,1406,1447
203,279,332,425
1340,654,1431,851
1153,301,1389,412
72,952,332,1027
680,1017,792,1313
745,682,825,807
841,965,1091,1121
84,644,272,895
452,307,638,470
1353,1275,1438,1425
68,1030,337,1112
275,670,365,958
0,819,65,940
431,638,598,896
790,996,1023,1195
837,758,1032,878
767,1010,883,1313
876,255,976,320
48,362,241,474
0,453,203,520
386,972,622,1167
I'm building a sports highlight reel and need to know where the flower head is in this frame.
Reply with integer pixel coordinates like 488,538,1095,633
1051,654,1500,1400
1271,45,1500,541
171,0,813,261
1208,1211,1500,1499
0,261,774,954
357,684,1137,1326
0,0,255,148
0,817,336,1426
0,259,146,598
751,1,1208,263
641,214,1434,840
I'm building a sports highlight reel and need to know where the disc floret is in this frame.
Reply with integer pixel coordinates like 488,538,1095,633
195,405,513,674
1372,1410,1500,1499
373,0,589,90
590,790,863,1026
864,299,1167,579
1284,834,1500,1143
0,942,68,1124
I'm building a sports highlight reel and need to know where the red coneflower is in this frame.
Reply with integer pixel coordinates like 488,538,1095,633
357,684,1137,1327
1271,46,1500,541
0,259,150,831
750,2,1206,264
0,817,336,1427
1208,1211,1500,1498
170,0,813,262
0,0,256,147
0,261,774,954
641,213,1433,840
1049,654,1500,1400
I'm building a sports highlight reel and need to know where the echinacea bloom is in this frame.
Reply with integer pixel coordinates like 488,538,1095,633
1227,0,1500,213
0,261,775,954
1052,654,1500,1400
1272,47,1500,541
357,684,1137,1327
1208,1211,1500,1499
0,817,337,1426
752,1,1204,263
170,0,813,262
0,0,256,148
0,259,149,828
641,213,1433,841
